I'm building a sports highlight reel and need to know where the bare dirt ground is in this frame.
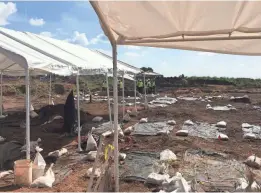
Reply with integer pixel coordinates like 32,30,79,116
1,86,261,192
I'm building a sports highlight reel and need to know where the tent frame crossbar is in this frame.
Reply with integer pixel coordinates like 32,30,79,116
119,34,261,44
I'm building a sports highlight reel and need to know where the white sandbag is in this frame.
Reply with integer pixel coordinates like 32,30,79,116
140,118,148,123
31,164,55,188
236,178,260,191
252,126,261,134
216,121,227,128
0,136,5,142
86,134,97,152
184,120,193,126
244,155,261,169
123,113,131,122
146,173,170,185
124,126,134,135
167,120,176,125
86,167,101,178
85,151,97,161
217,133,229,141
227,104,232,108
119,153,126,161
160,149,177,161
30,104,34,111
176,176,190,193
33,146,46,181
52,115,63,120
92,116,103,122
162,176,180,192
48,150,59,157
176,130,188,137
129,110,138,117
206,104,212,109
242,123,253,128
153,162,169,174
243,133,257,140
59,148,68,156
30,111,38,118
0,170,13,178
159,190,166,193
102,130,113,137
119,129,125,138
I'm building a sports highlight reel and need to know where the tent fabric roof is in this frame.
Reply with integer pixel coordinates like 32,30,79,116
0,27,141,76
94,50,141,75
0,28,72,76
91,1,261,56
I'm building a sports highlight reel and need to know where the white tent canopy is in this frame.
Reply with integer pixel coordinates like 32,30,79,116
91,1,261,56
94,50,141,75
0,30,72,76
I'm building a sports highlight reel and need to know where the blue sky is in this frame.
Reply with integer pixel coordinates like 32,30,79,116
1,1,261,78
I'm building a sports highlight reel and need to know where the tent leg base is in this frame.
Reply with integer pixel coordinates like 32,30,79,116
0,115,7,119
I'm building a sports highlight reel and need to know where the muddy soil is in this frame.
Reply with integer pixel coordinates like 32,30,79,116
1,87,261,192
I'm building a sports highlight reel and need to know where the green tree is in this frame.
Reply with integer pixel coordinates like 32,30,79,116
140,67,154,72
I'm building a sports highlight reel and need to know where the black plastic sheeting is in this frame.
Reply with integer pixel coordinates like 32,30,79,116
119,151,159,182
132,122,173,136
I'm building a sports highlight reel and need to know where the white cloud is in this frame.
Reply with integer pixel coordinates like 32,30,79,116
124,52,140,57
67,31,89,46
0,2,17,26
29,18,45,26
197,52,216,56
90,33,109,44
39,31,52,38
125,45,141,50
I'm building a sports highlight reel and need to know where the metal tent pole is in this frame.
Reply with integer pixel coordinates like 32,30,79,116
49,74,52,105
76,72,82,152
134,74,137,111
0,72,3,117
143,73,147,106
112,43,119,192
122,72,125,119
106,73,112,125
25,68,30,159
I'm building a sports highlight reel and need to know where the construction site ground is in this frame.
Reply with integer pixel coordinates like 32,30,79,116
1,85,261,192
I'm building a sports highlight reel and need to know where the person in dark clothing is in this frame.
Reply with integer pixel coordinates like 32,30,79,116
63,90,76,135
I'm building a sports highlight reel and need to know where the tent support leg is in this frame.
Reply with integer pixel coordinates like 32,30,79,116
49,74,52,105
25,68,30,160
0,71,3,117
143,74,147,106
134,74,137,111
112,43,119,192
76,72,82,152
122,72,125,119
106,73,112,126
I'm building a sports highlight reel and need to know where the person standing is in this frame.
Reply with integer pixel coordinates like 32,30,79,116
137,79,143,94
147,79,151,94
